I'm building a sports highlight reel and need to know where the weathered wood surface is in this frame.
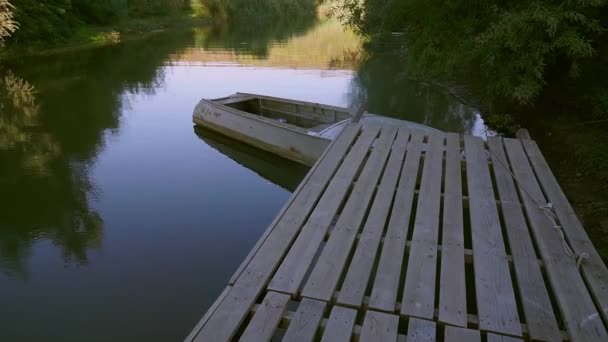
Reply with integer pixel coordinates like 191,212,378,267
520,138,608,325
337,127,410,308
359,310,399,342
487,137,560,341
301,126,397,301
464,135,521,337
504,137,607,341
239,291,290,342
407,318,436,342
401,132,444,319
438,133,467,327
282,298,326,342
186,124,608,342
189,124,361,342
320,306,357,342
369,129,425,312
268,125,380,295
444,326,480,342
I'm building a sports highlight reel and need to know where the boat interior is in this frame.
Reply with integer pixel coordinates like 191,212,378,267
216,95,352,133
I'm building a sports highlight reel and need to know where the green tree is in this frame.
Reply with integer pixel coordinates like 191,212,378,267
330,0,608,104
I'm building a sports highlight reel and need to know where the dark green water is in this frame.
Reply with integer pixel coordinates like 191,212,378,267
0,18,487,341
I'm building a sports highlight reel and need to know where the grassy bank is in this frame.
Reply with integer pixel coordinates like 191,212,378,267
0,11,208,59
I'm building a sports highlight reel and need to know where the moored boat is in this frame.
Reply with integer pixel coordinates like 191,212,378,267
193,92,439,166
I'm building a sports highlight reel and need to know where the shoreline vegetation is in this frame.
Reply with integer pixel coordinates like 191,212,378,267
0,0,319,59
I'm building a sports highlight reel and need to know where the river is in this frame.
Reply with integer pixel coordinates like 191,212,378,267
0,15,488,341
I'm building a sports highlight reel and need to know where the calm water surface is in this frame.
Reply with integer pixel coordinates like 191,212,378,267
0,17,486,341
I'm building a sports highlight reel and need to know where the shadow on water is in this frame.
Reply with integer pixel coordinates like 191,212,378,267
194,127,309,192
0,11,322,277
345,45,482,135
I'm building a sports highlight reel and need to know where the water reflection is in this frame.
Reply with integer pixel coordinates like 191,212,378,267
194,127,309,192
180,18,361,69
0,30,200,275
0,12,491,341
347,45,485,134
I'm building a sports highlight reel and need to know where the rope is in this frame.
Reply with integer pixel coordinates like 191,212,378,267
480,132,589,270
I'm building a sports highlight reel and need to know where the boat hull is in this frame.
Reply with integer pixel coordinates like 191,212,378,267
193,99,330,166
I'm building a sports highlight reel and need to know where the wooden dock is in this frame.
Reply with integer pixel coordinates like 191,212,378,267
186,123,608,341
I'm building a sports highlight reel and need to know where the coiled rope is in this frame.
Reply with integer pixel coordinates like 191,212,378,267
480,134,589,269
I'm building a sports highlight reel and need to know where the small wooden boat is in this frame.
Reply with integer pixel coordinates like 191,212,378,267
193,92,438,166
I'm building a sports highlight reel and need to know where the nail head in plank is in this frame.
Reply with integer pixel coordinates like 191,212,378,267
407,317,436,342
464,135,521,336
239,291,290,342
282,298,326,342
369,129,425,312
504,137,607,341
521,138,608,323
444,325,480,342
438,133,467,327
337,127,411,308
359,310,399,342
268,125,382,295
302,126,398,301
401,132,445,319
192,124,362,341
321,306,357,342
487,137,561,341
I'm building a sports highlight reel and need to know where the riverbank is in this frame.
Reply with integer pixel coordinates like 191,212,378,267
0,12,209,60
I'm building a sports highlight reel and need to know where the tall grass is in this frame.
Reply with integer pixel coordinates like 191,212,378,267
0,0,17,44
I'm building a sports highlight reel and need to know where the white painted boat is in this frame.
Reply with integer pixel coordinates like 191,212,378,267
193,92,439,166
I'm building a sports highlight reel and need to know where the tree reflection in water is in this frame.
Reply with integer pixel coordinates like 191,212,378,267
345,43,480,134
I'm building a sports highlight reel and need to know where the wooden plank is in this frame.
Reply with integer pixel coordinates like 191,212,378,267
401,132,445,319
368,129,425,311
337,127,410,308
320,306,357,342
228,123,361,285
464,135,521,336
191,124,361,341
239,291,290,342
503,138,607,341
444,326,480,342
282,298,327,342
268,125,381,295
486,333,523,342
438,133,466,327
406,318,436,342
520,138,608,324
487,137,561,341
184,286,232,341
302,126,398,301
359,310,399,342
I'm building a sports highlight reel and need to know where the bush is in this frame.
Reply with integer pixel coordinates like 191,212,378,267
330,0,608,105
9,0,78,44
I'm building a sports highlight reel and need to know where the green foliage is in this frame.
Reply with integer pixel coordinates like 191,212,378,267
192,0,316,22
9,0,78,44
6,0,191,44
330,0,608,104
72,0,129,24
5,0,316,45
